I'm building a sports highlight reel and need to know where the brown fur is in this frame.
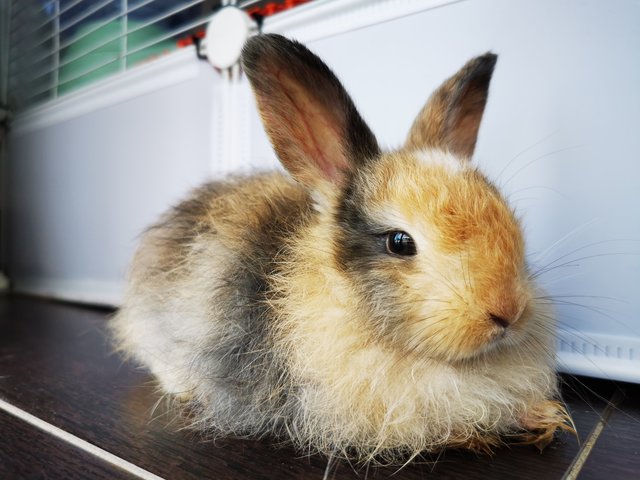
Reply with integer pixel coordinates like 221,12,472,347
405,54,497,159
111,34,572,464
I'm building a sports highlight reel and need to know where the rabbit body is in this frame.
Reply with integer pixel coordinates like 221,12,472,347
112,34,570,461
113,173,308,429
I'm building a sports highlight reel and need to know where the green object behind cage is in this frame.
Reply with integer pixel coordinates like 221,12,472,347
58,20,175,95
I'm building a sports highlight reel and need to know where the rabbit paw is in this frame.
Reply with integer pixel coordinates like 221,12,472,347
517,400,576,451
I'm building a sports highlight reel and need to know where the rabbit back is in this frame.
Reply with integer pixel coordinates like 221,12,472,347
111,172,312,434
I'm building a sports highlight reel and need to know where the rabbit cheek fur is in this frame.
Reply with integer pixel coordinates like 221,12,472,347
111,34,571,462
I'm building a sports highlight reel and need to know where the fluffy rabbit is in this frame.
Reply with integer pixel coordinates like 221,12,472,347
112,34,572,463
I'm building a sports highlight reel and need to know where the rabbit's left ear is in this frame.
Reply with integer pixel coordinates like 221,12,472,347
405,53,497,159
241,34,379,191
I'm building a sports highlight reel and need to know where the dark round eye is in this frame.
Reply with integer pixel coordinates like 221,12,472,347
386,231,417,256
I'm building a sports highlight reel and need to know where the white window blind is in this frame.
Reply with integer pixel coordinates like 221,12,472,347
6,0,267,111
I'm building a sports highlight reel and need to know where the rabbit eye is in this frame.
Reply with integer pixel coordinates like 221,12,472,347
386,231,416,256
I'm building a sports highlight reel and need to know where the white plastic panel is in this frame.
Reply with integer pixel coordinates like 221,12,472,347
8,59,219,304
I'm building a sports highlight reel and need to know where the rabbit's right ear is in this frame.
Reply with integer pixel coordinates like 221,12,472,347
405,53,497,160
241,34,379,191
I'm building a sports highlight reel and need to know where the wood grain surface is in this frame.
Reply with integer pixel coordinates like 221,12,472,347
0,409,136,480
0,296,637,479
578,382,640,480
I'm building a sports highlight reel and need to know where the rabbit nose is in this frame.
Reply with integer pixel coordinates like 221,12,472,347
489,313,511,330
484,285,526,328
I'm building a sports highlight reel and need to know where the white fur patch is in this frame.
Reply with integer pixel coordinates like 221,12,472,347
414,149,467,174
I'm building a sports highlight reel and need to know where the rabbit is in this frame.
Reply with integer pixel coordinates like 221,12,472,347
111,33,573,463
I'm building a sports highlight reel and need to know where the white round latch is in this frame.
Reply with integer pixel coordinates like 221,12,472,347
204,7,252,70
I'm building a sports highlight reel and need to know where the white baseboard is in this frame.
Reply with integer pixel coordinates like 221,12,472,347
12,277,123,307
557,331,640,383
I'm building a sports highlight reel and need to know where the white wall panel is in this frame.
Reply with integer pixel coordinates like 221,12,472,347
8,59,218,304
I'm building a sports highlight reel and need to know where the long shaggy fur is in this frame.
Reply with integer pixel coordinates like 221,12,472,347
111,34,571,465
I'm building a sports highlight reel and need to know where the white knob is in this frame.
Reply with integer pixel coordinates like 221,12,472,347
204,7,252,70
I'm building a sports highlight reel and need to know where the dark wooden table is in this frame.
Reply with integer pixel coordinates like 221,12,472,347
0,295,638,479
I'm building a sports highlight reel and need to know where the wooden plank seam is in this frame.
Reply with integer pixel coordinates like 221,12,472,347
0,397,166,480
561,390,625,480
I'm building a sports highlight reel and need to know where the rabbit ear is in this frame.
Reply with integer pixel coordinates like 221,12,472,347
405,53,497,159
242,34,379,190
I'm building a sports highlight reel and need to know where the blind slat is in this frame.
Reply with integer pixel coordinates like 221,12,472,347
57,55,121,89
11,2,209,85
26,0,114,51
12,0,102,62
10,9,209,87
120,0,128,71
52,0,60,99
9,6,45,36
11,0,205,74
57,0,158,51
10,0,80,38
123,0,206,37
8,0,157,73
59,0,117,34
8,44,56,72
125,15,210,59
59,10,124,50
33,0,85,31
9,0,56,25
23,54,121,104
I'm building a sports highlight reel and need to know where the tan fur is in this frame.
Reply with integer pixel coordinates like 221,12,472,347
112,35,572,465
